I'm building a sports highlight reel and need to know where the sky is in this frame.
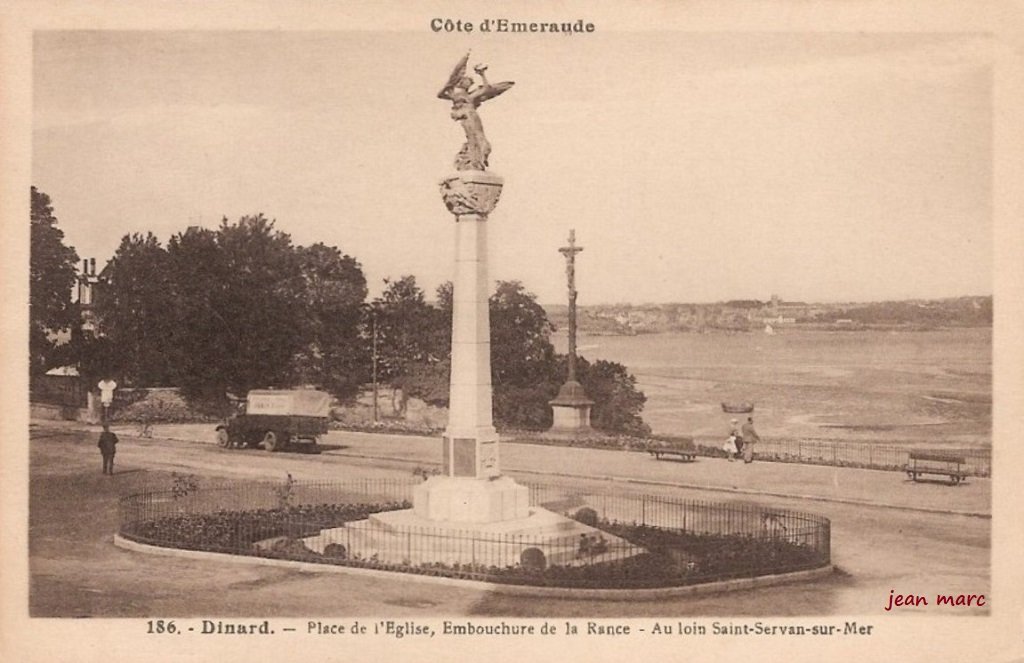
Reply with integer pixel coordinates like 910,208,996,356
32,30,993,305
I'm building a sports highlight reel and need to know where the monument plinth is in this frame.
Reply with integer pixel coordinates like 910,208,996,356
549,380,594,433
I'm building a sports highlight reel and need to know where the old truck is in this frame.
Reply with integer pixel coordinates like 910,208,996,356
215,389,332,452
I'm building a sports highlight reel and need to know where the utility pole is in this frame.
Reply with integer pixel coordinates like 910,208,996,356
371,308,379,423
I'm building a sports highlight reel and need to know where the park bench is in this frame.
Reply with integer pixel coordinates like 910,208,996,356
648,438,697,462
905,450,967,485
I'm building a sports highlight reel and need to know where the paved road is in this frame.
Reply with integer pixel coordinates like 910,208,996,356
29,421,991,617
125,422,992,517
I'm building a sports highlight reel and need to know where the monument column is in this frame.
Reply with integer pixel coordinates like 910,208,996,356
439,172,502,479
412,54,529,523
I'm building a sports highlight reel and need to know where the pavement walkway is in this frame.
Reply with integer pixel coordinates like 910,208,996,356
34,419,991,518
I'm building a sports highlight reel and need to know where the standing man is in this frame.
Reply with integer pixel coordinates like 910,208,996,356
741,416,761,464
98,424,119,475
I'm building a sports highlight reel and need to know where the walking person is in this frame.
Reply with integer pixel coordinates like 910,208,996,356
741,416,761,464
98,423,119,475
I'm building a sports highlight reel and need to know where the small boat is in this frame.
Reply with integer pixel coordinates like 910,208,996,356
721,401,755,414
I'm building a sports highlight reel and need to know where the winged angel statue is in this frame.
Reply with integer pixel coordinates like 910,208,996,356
438,52,514,171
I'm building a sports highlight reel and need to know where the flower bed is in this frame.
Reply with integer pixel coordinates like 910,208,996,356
122,502,410,554
118,479,831,590
121,507,825,588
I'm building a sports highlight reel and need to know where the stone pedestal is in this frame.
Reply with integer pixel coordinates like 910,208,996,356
412,475,529,523
549,380,593,434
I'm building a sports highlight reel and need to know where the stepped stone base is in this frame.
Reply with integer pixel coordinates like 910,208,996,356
301,505,637,568
412,475,530,523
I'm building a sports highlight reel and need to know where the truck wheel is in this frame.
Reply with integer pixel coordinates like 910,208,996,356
216,428,231,448
263,431,279,452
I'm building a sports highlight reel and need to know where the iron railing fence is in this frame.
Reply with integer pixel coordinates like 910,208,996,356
119,477,418,525
30,375,87,408
529,482,831,563
119,478,831,588
682,435,991,477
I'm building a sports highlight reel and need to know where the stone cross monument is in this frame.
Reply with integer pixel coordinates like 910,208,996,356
549,229,593,433
412,53,529,523
560,230,584,382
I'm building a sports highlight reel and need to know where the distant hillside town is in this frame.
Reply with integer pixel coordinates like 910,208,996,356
545,295,993,335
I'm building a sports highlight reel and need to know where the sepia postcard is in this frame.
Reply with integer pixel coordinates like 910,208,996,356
2,1,1023,662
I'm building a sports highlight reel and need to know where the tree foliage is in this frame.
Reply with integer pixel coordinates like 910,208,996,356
91,232,176,385
207,215,306,396
72,206,646,431
490,281,558,388
389,278,648,434
292,243,368,399
164,225,236,401
371,276,448,381
87,215,368,404
30,187,79,376
577,358,650,436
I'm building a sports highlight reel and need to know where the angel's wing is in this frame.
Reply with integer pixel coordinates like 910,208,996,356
439,52,471,94
472,80,515,104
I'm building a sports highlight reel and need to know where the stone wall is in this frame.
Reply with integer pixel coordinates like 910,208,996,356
332,386,448,430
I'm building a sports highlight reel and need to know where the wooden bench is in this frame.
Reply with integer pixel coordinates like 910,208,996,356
648,438,697,462
905,450,967,485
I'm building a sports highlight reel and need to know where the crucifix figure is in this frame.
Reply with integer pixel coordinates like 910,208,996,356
548,229,593,433
559,229,584,382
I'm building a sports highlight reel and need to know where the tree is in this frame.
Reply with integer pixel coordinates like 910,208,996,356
372,275,448,381
490,281,558,388
486,281,649,434
30,187,79,376
83,216,371,407
91,232,176,386
216,214,308,395
577,358,650,436
292,243,368,399
165,215,308,400
164,225,236,402
381,280,453,406
487,281,560,428
390,278,650,433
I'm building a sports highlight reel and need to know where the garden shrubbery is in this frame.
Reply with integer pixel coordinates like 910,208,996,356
112,389,221,424
122,503,827,589
122,501,410,553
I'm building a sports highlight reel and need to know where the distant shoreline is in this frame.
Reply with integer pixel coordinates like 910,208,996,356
550,323,993,337
544,295,992,336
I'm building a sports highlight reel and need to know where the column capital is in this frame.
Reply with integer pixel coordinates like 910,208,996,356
440,170,504,217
